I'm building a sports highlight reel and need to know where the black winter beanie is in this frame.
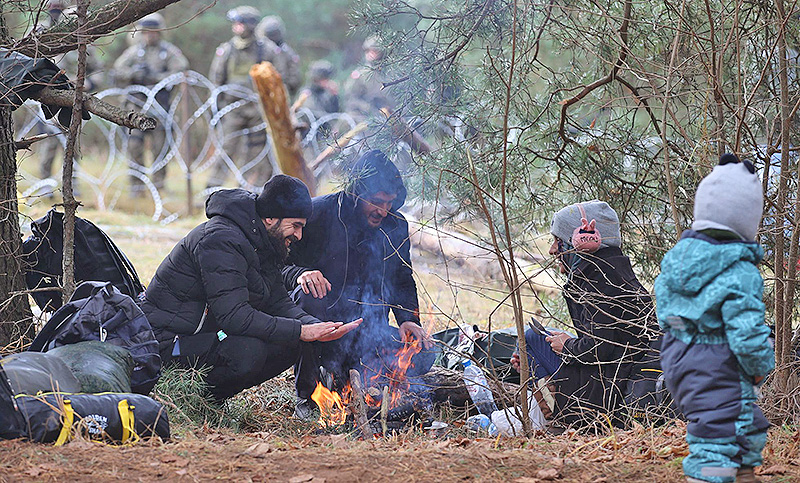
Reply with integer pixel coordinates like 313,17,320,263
348,150,407,209
256,175,313,219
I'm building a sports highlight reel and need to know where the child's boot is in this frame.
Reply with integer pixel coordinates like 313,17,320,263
736,467,758,483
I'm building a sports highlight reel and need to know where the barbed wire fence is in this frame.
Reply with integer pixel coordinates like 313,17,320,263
14,70,360,223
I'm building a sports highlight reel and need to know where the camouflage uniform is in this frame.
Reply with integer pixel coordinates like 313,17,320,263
207,7,280,188
113,14,188,192
301,60,340,119
344,37,395,123
255,16,301,98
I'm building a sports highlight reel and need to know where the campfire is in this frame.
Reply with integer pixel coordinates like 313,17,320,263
309,334,433,435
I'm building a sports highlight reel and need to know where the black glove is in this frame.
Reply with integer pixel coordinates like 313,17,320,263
0,48,91,127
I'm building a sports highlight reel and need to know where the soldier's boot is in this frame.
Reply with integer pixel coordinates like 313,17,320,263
38,136,59,180
128,133,147,196
244,130,271,184
736,467,758,483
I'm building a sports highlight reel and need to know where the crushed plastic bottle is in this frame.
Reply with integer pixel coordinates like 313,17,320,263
462,360,498,415
466,414,499,436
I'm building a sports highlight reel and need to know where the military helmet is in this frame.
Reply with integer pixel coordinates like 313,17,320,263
47,0,67,12
362,35,382,52
226,6,260,26
256,15,285,44
308,60,335,82
137,12,165,30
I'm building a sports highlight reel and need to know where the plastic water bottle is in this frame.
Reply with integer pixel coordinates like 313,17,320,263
462,360,498,415
466,414,499,436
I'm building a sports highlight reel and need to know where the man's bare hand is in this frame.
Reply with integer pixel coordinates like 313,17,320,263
399,321,433,349
545,331,573,355
300,322,342,342
510,351,521,371
318,318,363,342
297,270,332,299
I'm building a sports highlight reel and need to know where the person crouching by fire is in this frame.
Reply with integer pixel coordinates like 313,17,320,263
143,175,361,401
284,149,435,419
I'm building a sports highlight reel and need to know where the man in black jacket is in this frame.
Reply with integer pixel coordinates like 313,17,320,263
143,175,360,400
283,150,434,415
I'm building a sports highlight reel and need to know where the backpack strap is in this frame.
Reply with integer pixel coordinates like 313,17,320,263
91,221,145,297
29,303,79,352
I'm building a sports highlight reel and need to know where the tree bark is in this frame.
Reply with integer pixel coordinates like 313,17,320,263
0,7,34,352
60,0,90,303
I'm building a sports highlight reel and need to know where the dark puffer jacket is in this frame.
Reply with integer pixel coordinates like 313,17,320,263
553,247,658,427
143,189,320,359
283,151,419,326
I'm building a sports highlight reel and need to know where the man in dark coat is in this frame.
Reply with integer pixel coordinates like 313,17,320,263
513,201,659,428
283,150,434,415
143,175,360,400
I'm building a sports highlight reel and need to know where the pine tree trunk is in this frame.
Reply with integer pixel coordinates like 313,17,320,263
0,6,35,353
0,109,35,352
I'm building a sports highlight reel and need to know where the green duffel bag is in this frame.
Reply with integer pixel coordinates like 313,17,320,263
0,352,81,395
14,391,170,445
48,341,133,394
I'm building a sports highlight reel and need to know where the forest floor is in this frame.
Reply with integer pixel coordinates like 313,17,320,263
4,208,800,482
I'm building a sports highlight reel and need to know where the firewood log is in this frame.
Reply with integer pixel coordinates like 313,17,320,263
249,62,316,194
348,369,374,439
418,366,520,409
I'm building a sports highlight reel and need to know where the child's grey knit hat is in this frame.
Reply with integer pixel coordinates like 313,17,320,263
550,200,621,248
691,153,763,242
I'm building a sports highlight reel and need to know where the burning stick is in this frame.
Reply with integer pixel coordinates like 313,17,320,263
380,386,389,435
348,369,374,439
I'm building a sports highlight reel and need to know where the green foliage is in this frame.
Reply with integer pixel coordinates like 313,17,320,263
353,0,799,289
153,364,254,434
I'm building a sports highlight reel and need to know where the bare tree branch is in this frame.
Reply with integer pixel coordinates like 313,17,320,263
5,0,182,58
35,87,157,131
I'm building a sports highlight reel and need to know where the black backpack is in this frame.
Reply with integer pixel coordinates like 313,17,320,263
30,281,161,395
0,366,25,440
22,209,145,312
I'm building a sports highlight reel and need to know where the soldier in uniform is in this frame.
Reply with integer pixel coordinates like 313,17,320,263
301,60,339,119
344,36,396,123
255,15,301,99
114,13,188,193
33,1,104,186
207,6,280,188
297,60,340,146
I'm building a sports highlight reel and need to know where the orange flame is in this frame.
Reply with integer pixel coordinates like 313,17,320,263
310,382,347,428
367,334,424,409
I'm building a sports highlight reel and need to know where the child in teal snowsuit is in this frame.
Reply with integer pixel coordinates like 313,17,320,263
655,154,774,483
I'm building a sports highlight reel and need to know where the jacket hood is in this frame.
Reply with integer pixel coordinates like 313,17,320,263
657,230,763,297
347,150,407,210
205,188,271,250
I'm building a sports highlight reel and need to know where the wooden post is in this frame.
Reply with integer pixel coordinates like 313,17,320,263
348,369,374,439
249,62,316,194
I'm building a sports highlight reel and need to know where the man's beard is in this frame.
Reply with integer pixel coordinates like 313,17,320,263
266,224,296,263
